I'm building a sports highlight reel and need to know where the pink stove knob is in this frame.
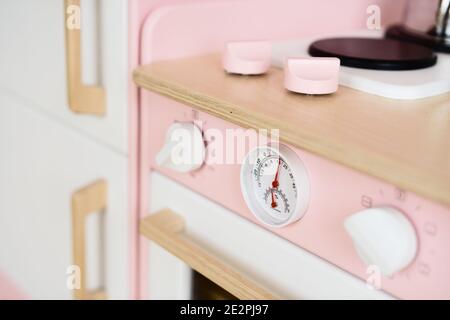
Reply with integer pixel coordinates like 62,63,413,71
284,57,340,95
223,41,271,75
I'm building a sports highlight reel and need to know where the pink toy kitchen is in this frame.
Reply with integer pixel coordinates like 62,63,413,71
1,0,450,305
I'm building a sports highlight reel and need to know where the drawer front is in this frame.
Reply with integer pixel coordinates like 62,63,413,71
0,93,128,299
146,172,390,299
0,0,128,153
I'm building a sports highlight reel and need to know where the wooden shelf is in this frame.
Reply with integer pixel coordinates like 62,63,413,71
133,54,450,208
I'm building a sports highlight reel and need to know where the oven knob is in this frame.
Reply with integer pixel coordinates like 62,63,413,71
344,207,417,277
155,122,205,173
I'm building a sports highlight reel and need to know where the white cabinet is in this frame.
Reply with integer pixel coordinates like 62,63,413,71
146,172,392,300
0,0,130,299
0,0,128,154
0,92,128,299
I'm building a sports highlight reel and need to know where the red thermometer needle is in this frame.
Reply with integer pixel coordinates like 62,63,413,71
271,158,281,208
271,190,277,208
272,158,281,188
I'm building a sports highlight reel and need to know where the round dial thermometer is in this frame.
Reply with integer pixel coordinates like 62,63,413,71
240,144,310,227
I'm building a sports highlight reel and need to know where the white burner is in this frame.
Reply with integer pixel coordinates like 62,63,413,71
272,30,450,100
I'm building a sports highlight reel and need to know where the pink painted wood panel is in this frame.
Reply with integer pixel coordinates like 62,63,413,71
142,93,450,300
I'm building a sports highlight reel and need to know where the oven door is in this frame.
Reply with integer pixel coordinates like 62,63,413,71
142,172,392,300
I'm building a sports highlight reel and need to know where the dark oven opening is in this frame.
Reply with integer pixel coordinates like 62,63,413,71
191,271,237,300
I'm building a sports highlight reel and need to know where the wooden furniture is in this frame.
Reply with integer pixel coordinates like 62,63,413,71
133,54,450,208
140,209,277,300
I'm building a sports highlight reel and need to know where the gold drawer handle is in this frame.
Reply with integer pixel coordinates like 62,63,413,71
71,180,108,300
139,209,277,300
64,0,106,115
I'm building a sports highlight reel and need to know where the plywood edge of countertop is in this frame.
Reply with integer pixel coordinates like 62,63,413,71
133,53,450,208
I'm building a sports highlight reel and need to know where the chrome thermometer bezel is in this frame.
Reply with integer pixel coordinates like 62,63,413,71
240,144,310,227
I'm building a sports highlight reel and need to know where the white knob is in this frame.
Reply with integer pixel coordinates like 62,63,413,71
155,122,205,173
344,207,417,277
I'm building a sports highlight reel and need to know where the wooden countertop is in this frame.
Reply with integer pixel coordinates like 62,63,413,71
133,54,450,208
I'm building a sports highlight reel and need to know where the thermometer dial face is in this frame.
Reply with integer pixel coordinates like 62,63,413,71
241,144,310,227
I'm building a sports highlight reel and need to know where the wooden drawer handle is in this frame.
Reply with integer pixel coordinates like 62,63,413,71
71,180,108,300
139,209,277,300
64,0,106,115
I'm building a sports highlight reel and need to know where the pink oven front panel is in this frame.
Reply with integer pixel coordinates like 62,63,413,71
132,0,446,300
142,91,450,300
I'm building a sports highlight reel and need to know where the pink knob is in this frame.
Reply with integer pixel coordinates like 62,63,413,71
223,41,271,75
284,57,340,94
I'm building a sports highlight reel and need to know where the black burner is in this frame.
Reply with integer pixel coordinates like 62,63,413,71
308,37,437,70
